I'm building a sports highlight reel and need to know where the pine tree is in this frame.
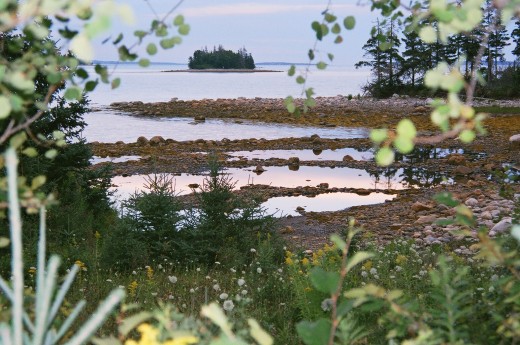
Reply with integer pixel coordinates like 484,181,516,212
401,29,429,86
511,20,520,60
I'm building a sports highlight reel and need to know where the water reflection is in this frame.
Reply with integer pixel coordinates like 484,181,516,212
91,155,141,164
263,192,395,216
394,147,484,163
228,148,373,162
84,111,369,143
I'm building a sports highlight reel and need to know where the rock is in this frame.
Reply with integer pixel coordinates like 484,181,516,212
136,136,148,145
188,183,199,189
288,165,299,171
116,141,125,145
280,226,295,234
509,134,520,143
296,206,305,212
464,198,479,207
354,189,371,196
390,224,402,230
453,166,473,175
318,183,329,189
490,218,512,234
149,136,165,145
415,215,437,224
310,134,321,140
288,157,300,165
447,154,467,165
480,211,493,220
254,164,265,174
195,139,205,144
342,155,354,161
411,201,432,212
194,115,206,122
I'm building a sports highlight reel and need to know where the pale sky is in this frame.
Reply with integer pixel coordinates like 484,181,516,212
93,0,516,66
95,0,377,66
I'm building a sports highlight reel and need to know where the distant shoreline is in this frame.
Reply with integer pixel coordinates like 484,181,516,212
162,69,283,73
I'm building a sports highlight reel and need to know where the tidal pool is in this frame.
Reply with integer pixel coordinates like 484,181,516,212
228,148,374,161
263,192,396,216
91,155,141,164
83,111,369,143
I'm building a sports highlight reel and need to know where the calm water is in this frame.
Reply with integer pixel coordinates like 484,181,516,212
228,148,374,161
85,63,370,105
83,111,368,143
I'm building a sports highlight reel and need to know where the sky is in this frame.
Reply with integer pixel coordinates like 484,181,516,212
92,0,517,66
94,0,378,66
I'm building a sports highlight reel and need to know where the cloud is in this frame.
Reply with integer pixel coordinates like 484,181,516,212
180,3,370,17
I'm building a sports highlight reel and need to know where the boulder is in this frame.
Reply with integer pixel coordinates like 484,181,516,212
280,226,295,234
254,164,265,174
490,218,512,234
342,155,354,162
447,154,467,165
464,198,479,207
149,136,165,146
194,115,206,122
411,201,432,212
318,183,329,189
453,165,473,175
288,157,300,165
136,136,148,145
415,215,437,224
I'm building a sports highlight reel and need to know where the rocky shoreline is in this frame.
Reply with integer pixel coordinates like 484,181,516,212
92,96,520,250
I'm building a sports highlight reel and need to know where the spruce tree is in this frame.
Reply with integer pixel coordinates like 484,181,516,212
512,20,520,60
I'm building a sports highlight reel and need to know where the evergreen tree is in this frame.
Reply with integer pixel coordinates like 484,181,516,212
401,29,429,86
511,20,520,60
188,46,255,69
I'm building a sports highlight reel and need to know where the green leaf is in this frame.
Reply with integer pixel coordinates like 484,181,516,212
316,61,327,70
308,49,315,61
70,34,94,61
346,252,374,273
85,81,98,92
10,132,27,149
118,311,152,336
343,16,356,30
173,15,185,26
311,21,322,40
31,175,46,189
111,78,121,89
22,147,38,157
296,319,331,345
45,149,58,159
324,13,337,23
327,53,334,61
287,65,296,76
134,30,147,40
112,33,123,45
394,137,414,154
375,147,394,166
433,192,459,207
396,119,417,139
459,129,475,143
201,303,233,338
330,234,346,251
247,319,273,345
419,26,437,43
331,23,341,34
336,300,354,317
0,237,9,248
146,43,157,55
0,96,12,119
310,267,340,294
64,87,82,100
178,24,190,35
334,36,343,44
369,128,387,144
296,76,305,84
512,225,520,243
138,59,150,68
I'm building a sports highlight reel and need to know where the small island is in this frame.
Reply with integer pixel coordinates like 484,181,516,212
163,46,282,73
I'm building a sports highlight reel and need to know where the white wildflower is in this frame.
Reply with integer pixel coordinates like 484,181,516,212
395,266,402,272
213,284,220,291
370,268,377,275
132,271,137,275
168,294,174,300
250,248,256,253
257,267,262,274
361,271,368,278
151,292,158,297
238,278,246,286
168,275,177,284
223,300,235,311
321,298,333,312
219,293,229,300
241,289,248,295
190,288,195,293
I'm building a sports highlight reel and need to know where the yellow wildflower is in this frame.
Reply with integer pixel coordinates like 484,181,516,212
129,281,138,297
304,287,312,292
124,323,198,345
362,260,373,271
285,256,294,266
95,231,101,239
395,255,407,265
301,257,310,266
28,267,36,274
146,266,154,280
74,260,87,271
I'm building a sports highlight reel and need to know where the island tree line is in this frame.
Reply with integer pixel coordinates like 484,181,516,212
188,45,256,69
357,11,520,98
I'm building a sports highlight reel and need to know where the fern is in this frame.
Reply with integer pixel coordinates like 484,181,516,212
427,256,473,344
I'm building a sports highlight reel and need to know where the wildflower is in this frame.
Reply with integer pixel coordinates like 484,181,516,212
395,265,403,272
285,256,294,266
321,298,333,312
213,284,220,291
189,288,195,293
301,257,310,266
361,271,368,278
369,268,377,275
196,268,201,272
223,300,235,311
215,261,221,265
28,267,36,274
395,254,407,265
250,248,256,253
118,285,125,289
491,274,499,281
256,267,262,274
277,268,283,273
241,289,248,295
125,323,198,345
74,260,87,271
132,271,137,275
158,264,163,270
95,231,101,239
168,275,178,284
219,293,229,300
304,287,312,292
128,281,138,297
106,279,113,283
230,268,236,273
237,278,246,286
151,292,158,297
146,266,154,280
363,260,373,271
205,276,211,280
374,275,379,280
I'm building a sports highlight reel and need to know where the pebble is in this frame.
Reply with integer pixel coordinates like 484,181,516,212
490,218,512,234
465,198,479,207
